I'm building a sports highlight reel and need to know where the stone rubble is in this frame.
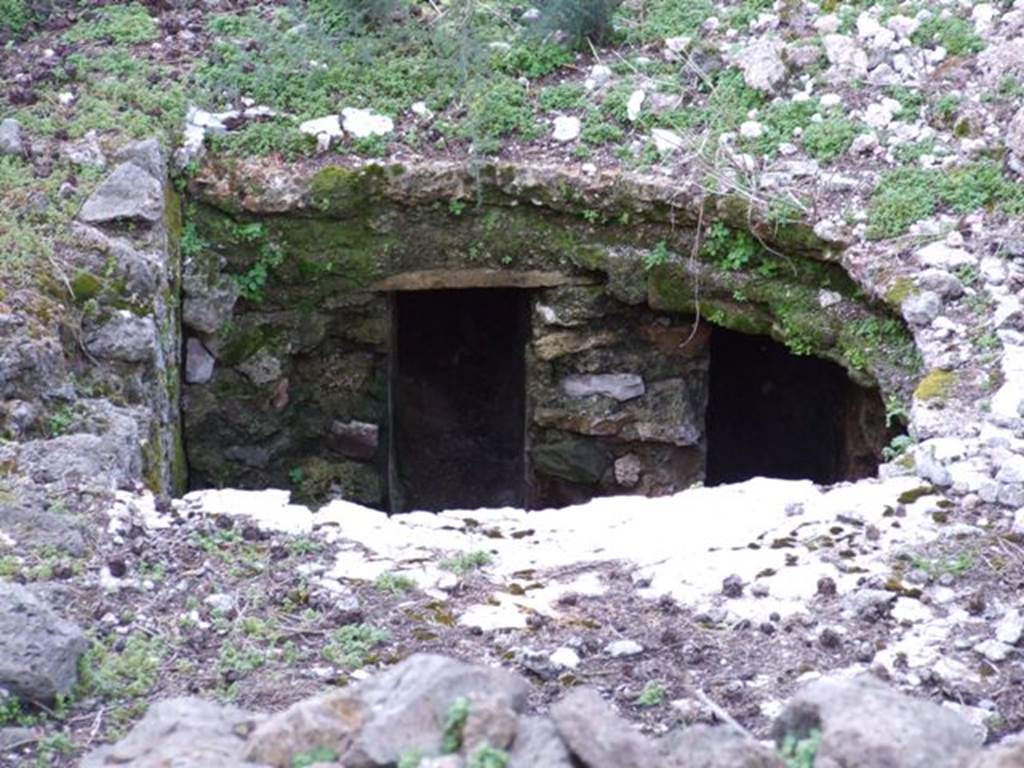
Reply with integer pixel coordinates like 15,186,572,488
82,653,1023,768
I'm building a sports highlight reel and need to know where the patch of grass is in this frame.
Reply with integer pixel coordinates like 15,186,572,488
375,572,417,595
867,161,1024,239
911,15,984,56
218,641,268,677
745,97,820,157
322,623,389,668
635,681,666,707
440,550,493,574
0,0,30,36
463,77,539,153
539,83,588,112
580,118,625,146
495,41,574,78
80,634,165,700
209,119,314,161
63,3,159,45
803,115,859,162
620,0,715,44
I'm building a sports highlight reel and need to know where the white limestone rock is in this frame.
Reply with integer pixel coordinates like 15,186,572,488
341,107,394,138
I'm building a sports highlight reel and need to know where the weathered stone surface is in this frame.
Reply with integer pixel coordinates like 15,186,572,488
0,118,24,157
552,688,659,768
82,697,262,768
562,373,645,401
508,716,573,768
771,675,981,768
662,725,785,767
79,162,164,225
1006,106,1024,160
0,584,88,702
736,38,788,93
371,269,592,292
328,420,379,460
85,314,157,363
342,654,530,767
461,692,519,755
183,275,240,335
966,735,1024,768
244,690,364,767
531,438,610,484
185,337,216,384
533,330,618,361
0,726,35,751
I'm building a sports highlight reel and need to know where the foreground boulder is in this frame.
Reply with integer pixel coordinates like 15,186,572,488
771,675,983,768
0,583,88,702
81,698,264,768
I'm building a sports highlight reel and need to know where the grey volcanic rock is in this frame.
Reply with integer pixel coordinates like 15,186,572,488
79,162,164,225
0,584,88,702
662,724,785,767
508,716,573,768
344,654,530,767
185,337,216,384
246,654,531,768
81,697,263,768
771,675,981,768
552,688,659,768
0,118,24,157
86,314,157,363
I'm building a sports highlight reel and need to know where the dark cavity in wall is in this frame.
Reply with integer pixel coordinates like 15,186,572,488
704,326,892,486
390,288,530,512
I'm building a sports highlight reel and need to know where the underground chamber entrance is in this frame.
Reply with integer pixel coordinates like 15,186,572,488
390,288,529,512
704,326,892,486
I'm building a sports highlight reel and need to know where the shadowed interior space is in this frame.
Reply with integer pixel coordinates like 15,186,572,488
704,326,891,486
391,288,530,512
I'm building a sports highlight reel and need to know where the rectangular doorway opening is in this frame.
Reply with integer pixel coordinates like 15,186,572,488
390,288,530,512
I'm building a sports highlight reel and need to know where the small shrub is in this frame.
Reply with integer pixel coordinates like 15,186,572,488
64,3,159,45
700,223,759,271
911,16,984,56
440,550,493,574
463,78,539,152
635,681,666,707
779,728,822,768
441,696,471,753
538,0,620,48
0,0,30,36
643,240,673,271
495,42,574,79
375,572,416,595
802,116,858,162
322,623,389,668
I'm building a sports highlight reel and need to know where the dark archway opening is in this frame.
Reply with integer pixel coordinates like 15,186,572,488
391,288,529,512
705,326,890,486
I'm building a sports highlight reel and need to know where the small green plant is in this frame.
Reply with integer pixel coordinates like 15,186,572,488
292,746,340,767
398,751,425,768
803,116,858,162
882,434,914,462
440,550,493,575
79,634,165,700
700,223,759,271
779,729,822,768
635,681,666,707
288,467,305,485
441,696,471,753
469,744,510,768
375,572,416,595
0,0,30,36
0,695,22,725
322,623,389,668
46,406,74,437
911,16,984,56
643,240,672,271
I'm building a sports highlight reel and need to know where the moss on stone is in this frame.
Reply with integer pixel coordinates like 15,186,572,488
220,324,277,367
71,271,103,302
885,277,916,307
308,165,388,216
914,369,955,401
